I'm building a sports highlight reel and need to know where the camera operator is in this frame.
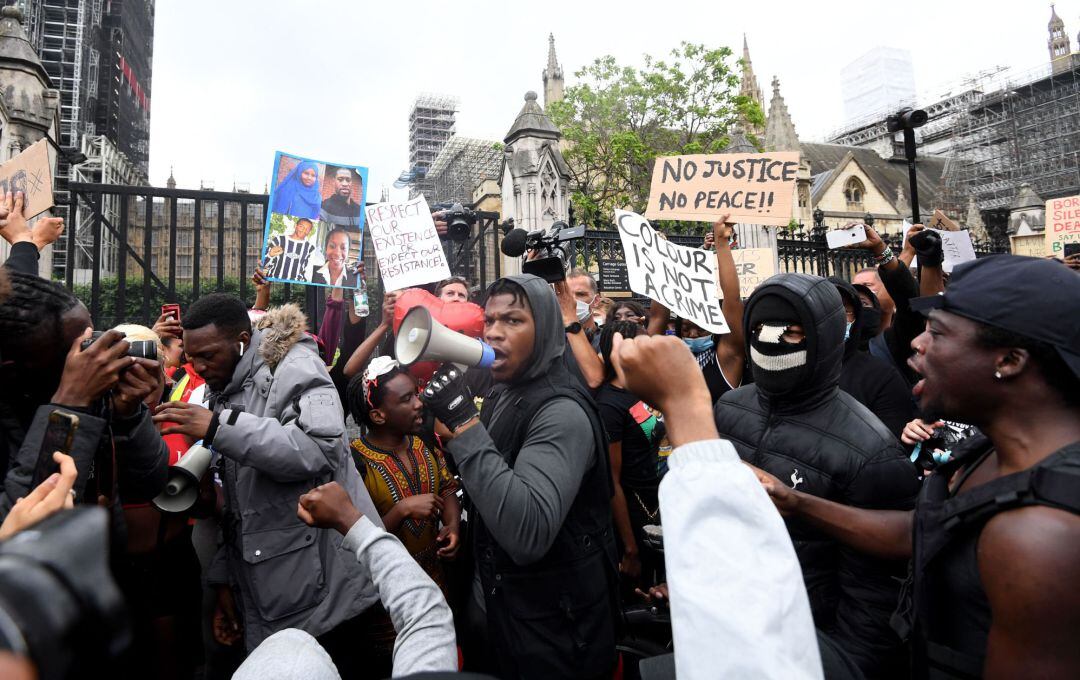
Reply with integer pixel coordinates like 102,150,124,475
0,269,168,519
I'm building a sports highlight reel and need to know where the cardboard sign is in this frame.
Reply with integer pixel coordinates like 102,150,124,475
0,139,53,217
726,248,777,296
644,152,799,225
1010,233,1045,257
825,224,867,249
262,150,369,288
615,210,730,334
366,195,450,292
929,209,961,232
1046,194,1080,257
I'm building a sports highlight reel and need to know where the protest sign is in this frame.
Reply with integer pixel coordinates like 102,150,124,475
1045,194,1080,257
615,209,729,334
938,230,976,273
644,152,799,225
366,194,450,291
0,139,53,217
726,247,777,296
929,209,961,232
262,151,368,288
1010,233,1044,257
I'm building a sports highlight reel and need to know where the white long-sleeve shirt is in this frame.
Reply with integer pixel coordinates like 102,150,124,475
661,439,824,680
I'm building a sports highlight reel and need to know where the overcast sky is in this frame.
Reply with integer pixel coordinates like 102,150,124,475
148,0,1079,199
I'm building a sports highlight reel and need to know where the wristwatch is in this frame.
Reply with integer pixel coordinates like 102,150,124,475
565,321,583,335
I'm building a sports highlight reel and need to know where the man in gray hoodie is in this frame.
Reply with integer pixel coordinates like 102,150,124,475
152,294,382,675
422,274,618,680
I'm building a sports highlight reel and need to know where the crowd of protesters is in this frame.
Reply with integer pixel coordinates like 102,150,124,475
0,188,1078,680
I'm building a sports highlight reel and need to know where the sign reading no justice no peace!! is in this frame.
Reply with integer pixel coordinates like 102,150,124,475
366,195,451,291
644,152,800,225
615,210,730,335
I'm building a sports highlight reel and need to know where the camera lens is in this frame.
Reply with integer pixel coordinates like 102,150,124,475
127,340,158,360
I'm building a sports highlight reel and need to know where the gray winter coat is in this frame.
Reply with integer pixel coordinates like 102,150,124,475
205,304,382,651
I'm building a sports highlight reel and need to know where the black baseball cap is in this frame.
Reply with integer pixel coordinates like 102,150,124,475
911,255,1080,379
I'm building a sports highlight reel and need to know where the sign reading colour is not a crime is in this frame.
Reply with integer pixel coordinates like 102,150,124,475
615,209,730,335
1046,194,1080,257
644,152,799,226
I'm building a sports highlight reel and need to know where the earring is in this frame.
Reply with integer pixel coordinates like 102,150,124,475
994,371,1002,380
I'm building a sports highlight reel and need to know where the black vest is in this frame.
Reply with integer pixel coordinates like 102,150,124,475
474,375,618,680
910,436,1080,679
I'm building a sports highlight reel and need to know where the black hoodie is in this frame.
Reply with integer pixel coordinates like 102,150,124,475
713,273,921,679
831,278,915,439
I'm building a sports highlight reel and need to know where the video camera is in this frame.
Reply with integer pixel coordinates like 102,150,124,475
432,202,478,242
500,220,586,283
80,331,158,360
886,107,928,132
0,507,130,679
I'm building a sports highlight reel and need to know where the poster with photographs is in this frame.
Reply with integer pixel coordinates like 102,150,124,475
261,151,369,288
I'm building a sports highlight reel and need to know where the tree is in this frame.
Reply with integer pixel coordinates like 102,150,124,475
548,42,765,233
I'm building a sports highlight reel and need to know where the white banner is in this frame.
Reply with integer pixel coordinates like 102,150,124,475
615,209,730,334
366,195,451,291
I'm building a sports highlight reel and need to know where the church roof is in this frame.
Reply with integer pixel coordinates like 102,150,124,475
0,6,50,85
1010,182,1043,209
764,77,800,152
504,91,561,144
802,142,947,211
724,126,757,154
1049,4,1065,29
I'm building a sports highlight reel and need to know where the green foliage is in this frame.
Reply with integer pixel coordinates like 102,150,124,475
548,42,764,228
71,276,307,327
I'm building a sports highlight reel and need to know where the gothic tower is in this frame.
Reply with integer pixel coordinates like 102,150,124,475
542,33,564,108
1049,4,1072,73
739,35,765,138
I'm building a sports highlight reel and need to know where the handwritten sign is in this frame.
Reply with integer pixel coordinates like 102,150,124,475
0,139,53,217
1010,233,1044,257
615,209,729,334
726,248,777,296
1046,194,1080,257
644,152,799,225
929,209,961,232
938,230,976,273
366,195,450,291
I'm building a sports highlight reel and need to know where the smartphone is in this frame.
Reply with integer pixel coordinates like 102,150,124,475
825,224,868,249
1065,243,1080,258
162,303,181,322
31,410,79,488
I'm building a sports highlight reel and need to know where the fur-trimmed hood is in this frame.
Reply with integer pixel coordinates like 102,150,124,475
255,303,309,370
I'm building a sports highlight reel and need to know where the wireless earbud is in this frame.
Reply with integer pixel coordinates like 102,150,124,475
238,342,245,357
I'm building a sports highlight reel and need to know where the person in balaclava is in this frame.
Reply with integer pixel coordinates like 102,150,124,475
420,274,618,680
712,272,921,679
830,277,914,439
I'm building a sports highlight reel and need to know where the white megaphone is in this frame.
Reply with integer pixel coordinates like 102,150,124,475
395,305,495,369
152,443,212,513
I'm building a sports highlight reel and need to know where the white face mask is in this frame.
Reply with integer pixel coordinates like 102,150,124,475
576,300,591,323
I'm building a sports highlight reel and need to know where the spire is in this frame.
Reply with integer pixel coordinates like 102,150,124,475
1048,4,1072,64
965,196,988,242
166,165,176,189
542,33,565,108
505,91,561,144
739,35,765,137
764,77,800,152
724,124,757,154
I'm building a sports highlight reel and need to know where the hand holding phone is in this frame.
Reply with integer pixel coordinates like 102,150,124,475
161,303,181,323
31,410,78,488
826,224,868,249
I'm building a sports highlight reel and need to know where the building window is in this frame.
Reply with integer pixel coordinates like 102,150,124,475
844,177,865,212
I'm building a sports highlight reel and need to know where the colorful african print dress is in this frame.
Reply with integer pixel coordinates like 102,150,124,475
350,434,459,591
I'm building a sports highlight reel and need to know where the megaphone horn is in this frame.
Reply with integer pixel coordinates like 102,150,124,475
395,305,495,369
152,444,212,514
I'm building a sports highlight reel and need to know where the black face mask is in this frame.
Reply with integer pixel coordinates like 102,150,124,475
749,323,809,396
859,306,882,342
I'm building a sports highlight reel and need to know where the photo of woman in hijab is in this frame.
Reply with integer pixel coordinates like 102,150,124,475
311,227,358,288
271,159,322,219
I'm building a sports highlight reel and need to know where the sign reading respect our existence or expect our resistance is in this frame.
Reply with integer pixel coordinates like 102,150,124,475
644,152,799,226
615,209,730,335
1046,194,1080,257
366,195,451,291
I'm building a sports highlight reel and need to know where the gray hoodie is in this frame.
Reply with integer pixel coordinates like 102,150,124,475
206,304,382,651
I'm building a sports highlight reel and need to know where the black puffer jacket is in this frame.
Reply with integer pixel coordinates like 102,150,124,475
713,273,921,679
832,278,914,439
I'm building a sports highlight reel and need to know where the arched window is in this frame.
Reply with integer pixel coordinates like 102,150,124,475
844,177,865,211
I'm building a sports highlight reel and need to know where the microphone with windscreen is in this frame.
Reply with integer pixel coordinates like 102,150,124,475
500,227,530,258
396,306,495,370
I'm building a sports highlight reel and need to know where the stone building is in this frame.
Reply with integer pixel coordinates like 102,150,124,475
542,33,564,108
0,5,60,277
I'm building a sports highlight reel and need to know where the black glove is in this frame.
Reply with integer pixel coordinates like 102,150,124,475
909,230,944,267
421,364,479,432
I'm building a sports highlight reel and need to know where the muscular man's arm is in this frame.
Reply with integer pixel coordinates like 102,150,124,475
979,505,1080,679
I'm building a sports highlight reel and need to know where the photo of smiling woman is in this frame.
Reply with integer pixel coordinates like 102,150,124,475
311,227,358,287
271,159,322,219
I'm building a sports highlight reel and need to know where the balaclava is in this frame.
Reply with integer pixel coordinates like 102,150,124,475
748,293,811,396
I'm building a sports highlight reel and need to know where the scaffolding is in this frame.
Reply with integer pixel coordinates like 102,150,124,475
407,93,458,200
939,62,1080,235
427,136,502,205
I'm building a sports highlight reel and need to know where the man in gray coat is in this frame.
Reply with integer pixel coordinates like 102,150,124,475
153,294,381,673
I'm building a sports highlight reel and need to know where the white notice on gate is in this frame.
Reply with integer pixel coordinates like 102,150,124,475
366,195,451,291
615,209,730,335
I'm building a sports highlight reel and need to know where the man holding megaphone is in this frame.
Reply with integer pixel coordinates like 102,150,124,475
402,274,618,680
